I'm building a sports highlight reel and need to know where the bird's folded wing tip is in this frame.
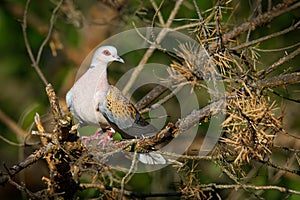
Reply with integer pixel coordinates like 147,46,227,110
138,153,166,165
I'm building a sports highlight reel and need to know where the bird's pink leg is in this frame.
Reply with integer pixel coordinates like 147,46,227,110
81,130,103,140
81,128,116,149
97,128,115,149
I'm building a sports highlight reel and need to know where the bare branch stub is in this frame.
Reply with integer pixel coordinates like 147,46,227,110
7,146,49,179
46,84,62,122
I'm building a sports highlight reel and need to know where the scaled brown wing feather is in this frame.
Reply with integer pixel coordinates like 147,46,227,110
99,86,157,139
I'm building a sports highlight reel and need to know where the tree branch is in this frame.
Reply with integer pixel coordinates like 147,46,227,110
176,99,225,133
222,1,300,44
231,21,300,50
198,183,300,195
256,72,300,89
135,84,167,110
259,47,300,78
0,109,28,138
22,0,63,86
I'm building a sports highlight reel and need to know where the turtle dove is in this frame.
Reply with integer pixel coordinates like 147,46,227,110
66,46,165,164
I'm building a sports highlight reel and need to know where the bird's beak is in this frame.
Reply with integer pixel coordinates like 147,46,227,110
115,56,124,63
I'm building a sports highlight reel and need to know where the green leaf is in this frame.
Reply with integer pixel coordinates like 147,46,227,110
113,132,123,140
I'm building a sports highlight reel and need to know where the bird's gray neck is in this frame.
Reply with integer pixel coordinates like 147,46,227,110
88,62,110,91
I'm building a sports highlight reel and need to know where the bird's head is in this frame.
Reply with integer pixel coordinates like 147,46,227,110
92,46,124,65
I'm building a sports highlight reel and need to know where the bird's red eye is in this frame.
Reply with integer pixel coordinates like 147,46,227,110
102,50,111,56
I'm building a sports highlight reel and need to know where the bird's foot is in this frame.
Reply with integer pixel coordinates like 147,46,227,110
80,128,116,149
81,130,103,140
80,130,104,147
106,128,116,137
97,128,116,149
97,135,112,149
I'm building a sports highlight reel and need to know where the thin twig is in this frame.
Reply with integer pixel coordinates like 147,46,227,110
192,0,209,46
0,135,24,147
198,183,300,195
22,0,63,86
0,109,28,138
256,159,300,175
80,183,130,195
222,1,300,44
176,98,226,133
231,21,300,50
135,84,168,110
271,154,297,183
8,178,40,199
216,160,264,199
258,47,300,78
122,0,184,94
120,151,138,200
254,42,300,52
268,88,300,103
215,1,224,50
156,150,215,161
22,0,48,86
81,183,182,198
173,21,203,31
131,22,158,47
140,85,183,114
150,0,165,26
3,143,54,184
36,0,63,64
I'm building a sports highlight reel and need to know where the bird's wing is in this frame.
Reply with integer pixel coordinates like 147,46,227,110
99,86,157,138
138,153,166,165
